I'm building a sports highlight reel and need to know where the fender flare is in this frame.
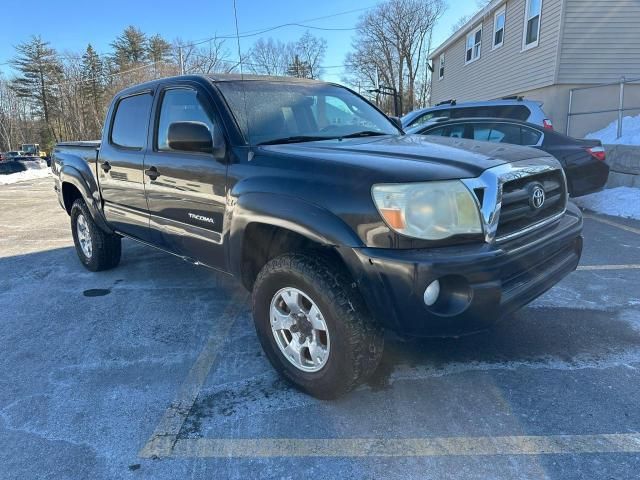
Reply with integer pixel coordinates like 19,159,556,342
227,192,363,278
59,165,113,234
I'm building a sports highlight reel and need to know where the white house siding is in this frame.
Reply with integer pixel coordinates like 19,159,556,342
558,0,640,84
430,0,563,104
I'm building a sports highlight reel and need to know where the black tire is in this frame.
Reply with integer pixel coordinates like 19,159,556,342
252,253,384,399
70,199,121,272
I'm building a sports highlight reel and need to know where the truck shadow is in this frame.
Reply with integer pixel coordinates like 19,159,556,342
2,241,638,396
367,305,639,391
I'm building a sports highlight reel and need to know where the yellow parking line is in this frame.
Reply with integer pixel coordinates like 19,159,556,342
138,291,248,459
584,214,640,236
168,433,640,458
577,264,640,271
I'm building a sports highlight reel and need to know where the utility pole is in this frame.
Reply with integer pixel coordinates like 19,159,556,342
178,45,184,75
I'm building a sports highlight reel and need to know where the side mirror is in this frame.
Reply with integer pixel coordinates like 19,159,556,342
389,116,404,132
168,121,212,153
168,121,226,160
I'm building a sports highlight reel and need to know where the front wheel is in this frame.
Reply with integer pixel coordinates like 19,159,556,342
70,199,121,272
252,253,384,399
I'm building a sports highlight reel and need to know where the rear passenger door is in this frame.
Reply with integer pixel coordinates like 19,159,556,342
98,91,154,242
143,83,228,270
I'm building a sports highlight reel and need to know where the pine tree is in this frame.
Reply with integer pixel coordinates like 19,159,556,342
148,34,172,64
81,44,105,137
111,26,148,70
10,35,62,140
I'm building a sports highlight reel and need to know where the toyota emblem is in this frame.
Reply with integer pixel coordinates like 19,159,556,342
531,185,545,209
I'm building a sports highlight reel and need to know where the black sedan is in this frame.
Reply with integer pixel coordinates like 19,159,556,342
407,117,609,197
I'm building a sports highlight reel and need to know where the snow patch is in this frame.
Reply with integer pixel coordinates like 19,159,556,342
585,114,640,145
573,187,640,220
0,166,51,185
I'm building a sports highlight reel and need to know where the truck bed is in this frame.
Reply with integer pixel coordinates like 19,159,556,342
52,141,101,175
56,140,101,149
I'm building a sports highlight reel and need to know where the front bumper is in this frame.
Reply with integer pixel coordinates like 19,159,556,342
342,203,583,337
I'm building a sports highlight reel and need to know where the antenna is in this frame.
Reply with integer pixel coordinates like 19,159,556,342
232,0,252,150
232,0,244,78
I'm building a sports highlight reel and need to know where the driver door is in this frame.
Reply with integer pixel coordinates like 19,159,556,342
143,83,228,270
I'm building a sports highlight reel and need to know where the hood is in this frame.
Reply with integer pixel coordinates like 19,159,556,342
258,134,552,182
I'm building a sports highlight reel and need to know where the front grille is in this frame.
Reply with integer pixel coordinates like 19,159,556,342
496,170,566,239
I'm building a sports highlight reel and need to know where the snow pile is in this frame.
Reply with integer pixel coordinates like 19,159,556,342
21,159,48,170
0,166,52,185
573,187,640,220
585,114,640,145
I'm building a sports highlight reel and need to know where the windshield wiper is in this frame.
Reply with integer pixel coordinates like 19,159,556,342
337,130,388,140
257,135,332,146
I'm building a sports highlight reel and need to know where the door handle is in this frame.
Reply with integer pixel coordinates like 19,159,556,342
101,161,111,173
145,166,160,180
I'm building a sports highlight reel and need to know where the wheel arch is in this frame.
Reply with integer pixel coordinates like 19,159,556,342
229,192,363,290
59,165,113,233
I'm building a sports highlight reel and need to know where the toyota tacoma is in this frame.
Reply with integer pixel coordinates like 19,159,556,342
52,75,583,398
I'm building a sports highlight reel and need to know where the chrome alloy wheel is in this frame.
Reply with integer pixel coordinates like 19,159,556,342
269,287,330,372
76,214,93,259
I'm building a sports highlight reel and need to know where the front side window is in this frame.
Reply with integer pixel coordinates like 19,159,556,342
156,88,216,152
217,81,398,145
493,7,506,48
465,25,482,64
439,53,445,80
523,0,542,49
111,93,153,149
424,124,466,138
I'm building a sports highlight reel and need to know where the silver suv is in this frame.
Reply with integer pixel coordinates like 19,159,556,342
401,97,553,130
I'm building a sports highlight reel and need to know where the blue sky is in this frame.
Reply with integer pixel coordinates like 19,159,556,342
0,0,479,82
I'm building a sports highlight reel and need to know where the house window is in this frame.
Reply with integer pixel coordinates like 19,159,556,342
523,0,542,49
439,53,445,80
493,6,506,49
465,25,482,64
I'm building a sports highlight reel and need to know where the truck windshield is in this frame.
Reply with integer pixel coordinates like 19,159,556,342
216,81,399,145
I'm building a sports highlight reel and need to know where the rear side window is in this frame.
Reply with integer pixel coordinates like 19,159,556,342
521,126,543,145
111,93,153,149
450,107,487,119
449,105,530,121
492,105,530,121
409,109,450,127
470,122,541,145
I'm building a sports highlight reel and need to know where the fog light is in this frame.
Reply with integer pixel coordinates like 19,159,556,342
423,279,441,306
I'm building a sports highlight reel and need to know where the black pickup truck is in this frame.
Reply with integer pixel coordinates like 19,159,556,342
52,74,583,398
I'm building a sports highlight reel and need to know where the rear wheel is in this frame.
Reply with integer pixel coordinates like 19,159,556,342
70,199,121,272
252,253,384,399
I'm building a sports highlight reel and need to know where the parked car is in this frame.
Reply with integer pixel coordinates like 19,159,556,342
401,98,553,130
406,117,609,197
4,151,24,160
52,74,582,398
0,162,28,174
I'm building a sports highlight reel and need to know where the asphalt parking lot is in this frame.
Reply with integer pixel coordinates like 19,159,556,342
1,176,639,479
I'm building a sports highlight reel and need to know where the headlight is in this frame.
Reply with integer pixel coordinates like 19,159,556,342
371,181,483,240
